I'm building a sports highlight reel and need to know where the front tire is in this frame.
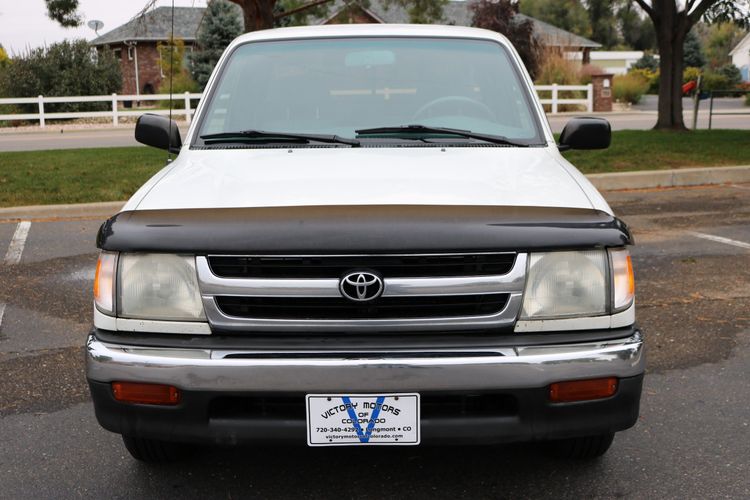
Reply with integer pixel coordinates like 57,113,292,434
122,435,191,463
549,432,615,459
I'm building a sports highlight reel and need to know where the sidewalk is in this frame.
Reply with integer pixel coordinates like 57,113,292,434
1,166,748,221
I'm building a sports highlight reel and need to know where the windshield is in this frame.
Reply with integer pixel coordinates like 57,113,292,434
195,37,544,146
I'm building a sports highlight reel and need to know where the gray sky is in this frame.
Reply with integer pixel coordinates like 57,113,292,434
0,0,208,55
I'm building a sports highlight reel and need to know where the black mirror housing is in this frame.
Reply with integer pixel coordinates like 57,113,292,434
135,113,182,154
559,117,611,151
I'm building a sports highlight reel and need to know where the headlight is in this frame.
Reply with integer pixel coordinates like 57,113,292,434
118,254,205,321
610,248,635,311
521,250,608,319
94,251,117,314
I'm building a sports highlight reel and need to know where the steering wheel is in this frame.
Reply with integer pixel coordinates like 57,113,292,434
412,96,497,122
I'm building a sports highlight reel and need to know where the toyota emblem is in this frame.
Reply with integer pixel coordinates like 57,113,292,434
339,271,384,302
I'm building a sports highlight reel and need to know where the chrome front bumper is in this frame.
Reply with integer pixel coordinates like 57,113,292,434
86,331,644,392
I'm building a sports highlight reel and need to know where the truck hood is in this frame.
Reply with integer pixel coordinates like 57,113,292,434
132,147,595,211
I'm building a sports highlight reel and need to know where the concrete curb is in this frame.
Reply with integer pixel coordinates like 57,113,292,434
586,165,750,191
0,165,748,219
0,201,125,221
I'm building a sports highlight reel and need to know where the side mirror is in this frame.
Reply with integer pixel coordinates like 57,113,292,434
558,117,611,151
135,113,182,154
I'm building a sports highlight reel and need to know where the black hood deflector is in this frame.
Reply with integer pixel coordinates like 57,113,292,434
97,205,632,254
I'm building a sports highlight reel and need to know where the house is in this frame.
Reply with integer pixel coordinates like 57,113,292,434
317,0,601,62
89,7,206,95
730,33,750,82
91,2,601,94
565,51,651,75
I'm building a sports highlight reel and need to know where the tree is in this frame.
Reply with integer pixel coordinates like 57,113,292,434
701,21,746,69
683,30,706,67
189,0,244,89
471,0,542,80
616,3,657,51
44,0,82,27
519,0,591,39
631,0,749,130
587,0,620,49
46,0,447,35
0,40,121,112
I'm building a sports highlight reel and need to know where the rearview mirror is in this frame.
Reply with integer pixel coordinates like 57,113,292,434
559,117,611,151
135,113,182,154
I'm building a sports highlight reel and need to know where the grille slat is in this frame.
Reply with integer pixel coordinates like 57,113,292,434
216,294,509,320
208,253,516,279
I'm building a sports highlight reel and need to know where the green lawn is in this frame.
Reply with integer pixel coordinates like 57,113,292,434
1,130,749,207
0,147,166,207
562,129,750,174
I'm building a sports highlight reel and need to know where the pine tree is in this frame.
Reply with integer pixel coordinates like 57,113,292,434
683,31,707,68
189,0,244,90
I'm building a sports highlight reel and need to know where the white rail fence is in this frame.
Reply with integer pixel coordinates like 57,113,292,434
0,93,202,128
0,85,593,128
535,84,593,114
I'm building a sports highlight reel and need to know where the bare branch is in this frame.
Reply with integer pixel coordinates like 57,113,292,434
633,0,657,21
688,0,719,25
275,0,335,19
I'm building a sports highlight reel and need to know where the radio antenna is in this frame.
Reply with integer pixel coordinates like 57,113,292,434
167,0,175,163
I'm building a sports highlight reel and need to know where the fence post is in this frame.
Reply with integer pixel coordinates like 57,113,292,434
112,93,119,127
551,84,558,114
184,92,191,124
37,95,45,128
587,83,594,113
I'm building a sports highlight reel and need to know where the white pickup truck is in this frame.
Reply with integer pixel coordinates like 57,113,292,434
87,24,643,462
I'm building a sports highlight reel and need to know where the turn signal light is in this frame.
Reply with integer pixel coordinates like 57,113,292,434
549,377,618,403
112,382,181,405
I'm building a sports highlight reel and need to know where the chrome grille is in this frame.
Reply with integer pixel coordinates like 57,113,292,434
196,253,527,333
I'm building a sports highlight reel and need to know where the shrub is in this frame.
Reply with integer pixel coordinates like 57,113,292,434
613,73,649,104
683,67,702,85
158,71,200,109
717,64,742,86
631,53,659,72
578,64,605,85
535,49,581,85
0,40,121,114
629,67,659,94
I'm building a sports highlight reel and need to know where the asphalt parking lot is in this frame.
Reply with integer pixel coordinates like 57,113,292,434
0,184,749,499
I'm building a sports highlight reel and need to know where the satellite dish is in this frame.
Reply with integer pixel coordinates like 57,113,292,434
88,20,104,35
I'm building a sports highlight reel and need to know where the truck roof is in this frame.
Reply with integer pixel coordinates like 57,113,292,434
231,23,512,47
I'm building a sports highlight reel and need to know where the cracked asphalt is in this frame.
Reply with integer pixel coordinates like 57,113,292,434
0,184,748,499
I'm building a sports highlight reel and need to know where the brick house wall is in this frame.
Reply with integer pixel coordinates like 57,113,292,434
107,41,193,95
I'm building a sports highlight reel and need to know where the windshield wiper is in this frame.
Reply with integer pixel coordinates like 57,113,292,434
200,130,360,146
355,124,529,147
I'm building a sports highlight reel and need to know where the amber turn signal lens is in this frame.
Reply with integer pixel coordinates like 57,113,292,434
549,377,618,403
112,382,181,405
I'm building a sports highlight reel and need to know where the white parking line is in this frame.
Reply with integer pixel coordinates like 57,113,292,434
690,232,750,250
3,221,31,265
0,303,5,332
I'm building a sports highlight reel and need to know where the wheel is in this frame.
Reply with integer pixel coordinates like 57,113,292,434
549,432,615,459
121,435,192,463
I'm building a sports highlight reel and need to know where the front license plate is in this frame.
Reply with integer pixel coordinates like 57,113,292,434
306,393,420,446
